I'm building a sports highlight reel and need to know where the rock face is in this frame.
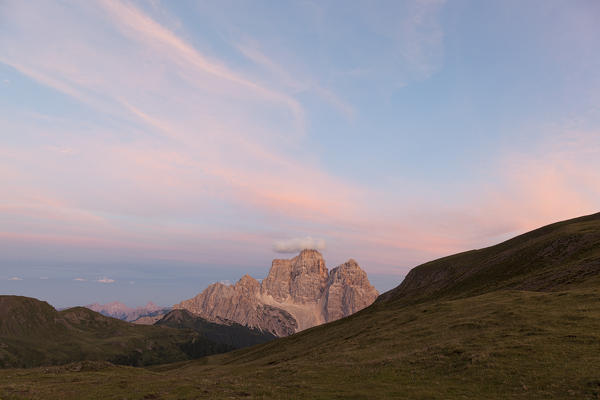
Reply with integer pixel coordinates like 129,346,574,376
323,259,377,321
175,250,378,336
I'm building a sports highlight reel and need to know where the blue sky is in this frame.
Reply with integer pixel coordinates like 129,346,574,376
1,0,599,308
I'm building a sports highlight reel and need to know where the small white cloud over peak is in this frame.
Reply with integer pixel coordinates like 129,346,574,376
8,277,23,281
46,145,77,155
97,277,116,284
73,277,87,281
273,236,326,254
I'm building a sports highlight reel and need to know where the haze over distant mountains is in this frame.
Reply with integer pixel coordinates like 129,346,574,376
85,301,170,323
175,249,379,336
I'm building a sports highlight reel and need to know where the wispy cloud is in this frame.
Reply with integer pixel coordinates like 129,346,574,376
73,278,87,282
8,277,23,281
273,237,326,254
235,42,355,119
46,145,77,155
99,0,305,132
97,277,115,284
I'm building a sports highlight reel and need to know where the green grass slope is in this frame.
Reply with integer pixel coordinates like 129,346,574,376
379,212,600,304
1,213,599,399
0,296,227,368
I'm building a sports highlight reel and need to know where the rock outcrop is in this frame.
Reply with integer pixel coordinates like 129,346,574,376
175,250,378,336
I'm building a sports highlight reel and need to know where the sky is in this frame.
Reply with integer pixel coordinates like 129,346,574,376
1,0,599,308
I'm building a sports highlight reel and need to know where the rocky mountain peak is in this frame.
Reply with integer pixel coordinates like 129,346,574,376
328,259,371,286
289,249,328,304
296,248,325,260
291,249,327,274
237,274,258,284
176,251,378,336
262,249,329,304
324,259,379,322
236,274,260,295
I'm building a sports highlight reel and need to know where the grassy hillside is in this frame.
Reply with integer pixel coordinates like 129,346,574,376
1,212,599,399
0,296,227,368
156,309,276,349
379,212,600,304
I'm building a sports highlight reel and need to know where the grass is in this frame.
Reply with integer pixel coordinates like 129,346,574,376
1,286,599,399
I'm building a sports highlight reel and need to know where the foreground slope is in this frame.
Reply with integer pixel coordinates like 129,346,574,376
1,213,599,399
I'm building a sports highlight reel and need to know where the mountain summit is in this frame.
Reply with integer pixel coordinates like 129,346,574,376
175,250,378,336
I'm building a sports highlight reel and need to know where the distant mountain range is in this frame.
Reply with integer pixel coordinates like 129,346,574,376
85,301,171,323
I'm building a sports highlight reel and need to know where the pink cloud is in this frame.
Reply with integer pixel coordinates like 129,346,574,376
477,131,600,235
2,130,598,275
